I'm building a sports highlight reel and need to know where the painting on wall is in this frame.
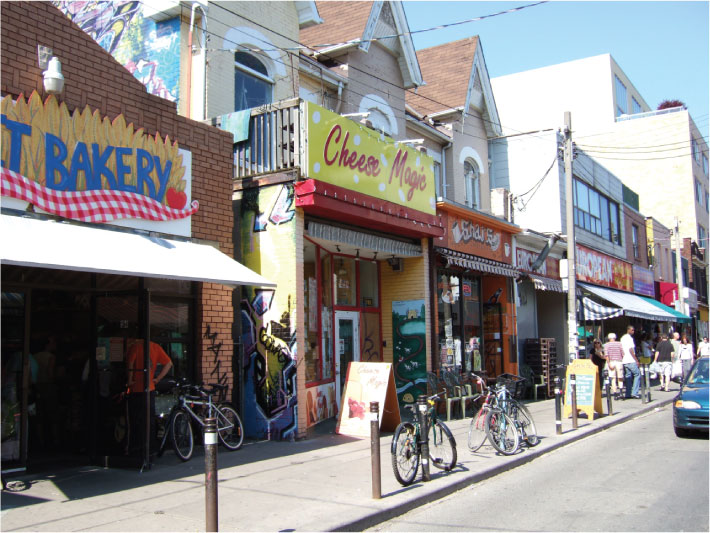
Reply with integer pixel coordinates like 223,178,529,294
392,300,427,405
239,183,298,440
54,0,180,103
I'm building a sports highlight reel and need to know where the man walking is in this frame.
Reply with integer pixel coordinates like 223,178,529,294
697,336,710,359
604,333,625,399
620,325,640,399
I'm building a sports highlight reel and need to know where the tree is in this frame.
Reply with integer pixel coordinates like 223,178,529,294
657,99,686,110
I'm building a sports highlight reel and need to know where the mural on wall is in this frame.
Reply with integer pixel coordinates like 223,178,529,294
240,183,298,440
54,1,180,103
392,300,427,404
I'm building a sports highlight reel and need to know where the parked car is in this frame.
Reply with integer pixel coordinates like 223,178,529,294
673,357,709,437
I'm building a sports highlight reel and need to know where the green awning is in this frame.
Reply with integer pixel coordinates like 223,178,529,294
639,296,692,324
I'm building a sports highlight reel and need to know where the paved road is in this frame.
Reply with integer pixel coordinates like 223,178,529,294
370,406,709,532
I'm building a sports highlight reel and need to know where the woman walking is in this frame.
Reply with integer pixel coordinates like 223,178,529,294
678,335,695,382
589,338,607,388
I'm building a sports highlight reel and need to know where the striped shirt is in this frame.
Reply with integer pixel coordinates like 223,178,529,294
604,341,624,362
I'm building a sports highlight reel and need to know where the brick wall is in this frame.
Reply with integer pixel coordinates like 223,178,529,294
1,1,237,390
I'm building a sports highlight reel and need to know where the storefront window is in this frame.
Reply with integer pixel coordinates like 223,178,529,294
438,274,461,370
150,297,192,380
334,256,356,306
437,272,482,373
1,291,25,465
462,278,481,373
359,260,379,308
361,312,381,361
321,254,334,380
304,241,319,383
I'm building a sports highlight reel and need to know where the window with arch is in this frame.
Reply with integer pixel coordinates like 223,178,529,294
234,51,273,111
464,159,480,209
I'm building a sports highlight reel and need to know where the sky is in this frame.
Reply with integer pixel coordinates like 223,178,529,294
403,1,710,141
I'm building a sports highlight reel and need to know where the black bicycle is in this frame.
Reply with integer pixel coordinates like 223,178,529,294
158,378,244,461
390,392,457,486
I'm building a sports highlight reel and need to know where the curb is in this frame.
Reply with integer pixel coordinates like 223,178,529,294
331,397,675,532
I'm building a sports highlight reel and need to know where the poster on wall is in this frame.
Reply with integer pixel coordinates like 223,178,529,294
392,299,427,404
336,362,400,438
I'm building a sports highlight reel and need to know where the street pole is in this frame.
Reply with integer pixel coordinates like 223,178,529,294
674,216,685,320
563,112,578,363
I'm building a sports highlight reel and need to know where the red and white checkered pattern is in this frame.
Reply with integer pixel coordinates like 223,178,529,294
1,168,198,223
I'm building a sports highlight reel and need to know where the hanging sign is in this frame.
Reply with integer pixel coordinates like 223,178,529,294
304,102,436,215
336,362,401,437
1,92,195,236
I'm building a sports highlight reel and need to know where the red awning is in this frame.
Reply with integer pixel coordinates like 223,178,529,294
294,179,444,239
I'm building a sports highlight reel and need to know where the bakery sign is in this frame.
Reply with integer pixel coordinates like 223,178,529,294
440,211,512,264
1,92,195,237
304,102,436,215
576,244,632,292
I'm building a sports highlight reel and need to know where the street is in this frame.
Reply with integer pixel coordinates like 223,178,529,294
370,406,709,532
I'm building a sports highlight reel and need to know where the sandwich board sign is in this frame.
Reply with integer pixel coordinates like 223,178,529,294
336,362,401,437
563,359,603,420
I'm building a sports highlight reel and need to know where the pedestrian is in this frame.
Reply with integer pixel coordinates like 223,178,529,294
671,331,681,358
620,325,641,399
697,336,710,359
603,333,624,398
588,338,607,388
653,334,674,391
125,339,173,460
678,335,694,382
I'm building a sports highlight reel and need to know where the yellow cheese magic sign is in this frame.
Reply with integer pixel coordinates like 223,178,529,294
304,102,436,215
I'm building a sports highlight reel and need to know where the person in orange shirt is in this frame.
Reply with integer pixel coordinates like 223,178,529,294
125,340,173,458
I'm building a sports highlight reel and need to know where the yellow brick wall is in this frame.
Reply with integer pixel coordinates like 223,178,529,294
379,239,431,371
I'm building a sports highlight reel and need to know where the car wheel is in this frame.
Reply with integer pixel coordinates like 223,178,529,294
674,426,690,438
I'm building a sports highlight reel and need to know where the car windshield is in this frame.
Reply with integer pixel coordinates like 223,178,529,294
686,358,709,385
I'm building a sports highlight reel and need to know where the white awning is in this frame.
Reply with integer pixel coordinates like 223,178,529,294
579,282,677,322
528,274,564,293
1,214,275,288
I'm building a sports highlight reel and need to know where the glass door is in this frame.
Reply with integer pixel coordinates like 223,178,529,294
334,311,360,409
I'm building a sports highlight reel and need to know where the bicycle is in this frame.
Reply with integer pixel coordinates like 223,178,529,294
485,374,539,455
158,378,244,461
467,373,503,452
391,392,457,486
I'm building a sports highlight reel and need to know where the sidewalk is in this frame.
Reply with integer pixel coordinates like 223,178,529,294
1,386,678,532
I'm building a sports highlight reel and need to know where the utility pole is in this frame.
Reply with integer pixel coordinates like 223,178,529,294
563,112,578,362
674,216,685,316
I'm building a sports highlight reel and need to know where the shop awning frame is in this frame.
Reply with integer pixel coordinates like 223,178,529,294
582,296,624,321
526,273,564,293
640,295,692,324
1,213,275,288
579,282,686,322
436,248,519,278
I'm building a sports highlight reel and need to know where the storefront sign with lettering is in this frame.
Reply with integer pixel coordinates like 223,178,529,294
1,92,194,236
439,211,512,263
576,244,632,292
632,265,655,297
515,246,560,279
305,102,435,215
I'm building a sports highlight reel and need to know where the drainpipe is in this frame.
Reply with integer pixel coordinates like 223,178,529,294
441,141,452,199
186,3,207,119
335,81,343,114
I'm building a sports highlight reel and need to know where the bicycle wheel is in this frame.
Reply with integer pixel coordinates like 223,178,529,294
171,409,194,461
467,404,490,452
216,404,244,451
510,401,539,447
429,420,456,471
391,422,419,486
485,408,519,455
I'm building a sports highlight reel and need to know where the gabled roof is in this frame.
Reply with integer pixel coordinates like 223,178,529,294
407,36,501,136
300,1,423,88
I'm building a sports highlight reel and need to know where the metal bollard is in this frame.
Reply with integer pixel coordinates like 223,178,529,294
644,364,652,403
570,374,578,429
370,401,381,499
603,369,613,416
640,364,648,404
553,375,563,435
417,395,430,482
204,418,218,532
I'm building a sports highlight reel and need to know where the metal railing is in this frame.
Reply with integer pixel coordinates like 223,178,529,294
616,105,685,122
232,99,303,179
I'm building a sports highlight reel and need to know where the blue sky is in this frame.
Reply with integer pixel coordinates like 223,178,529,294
403,1,710,141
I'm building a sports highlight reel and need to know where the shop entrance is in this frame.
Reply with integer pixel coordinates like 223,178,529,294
335,311,360,409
